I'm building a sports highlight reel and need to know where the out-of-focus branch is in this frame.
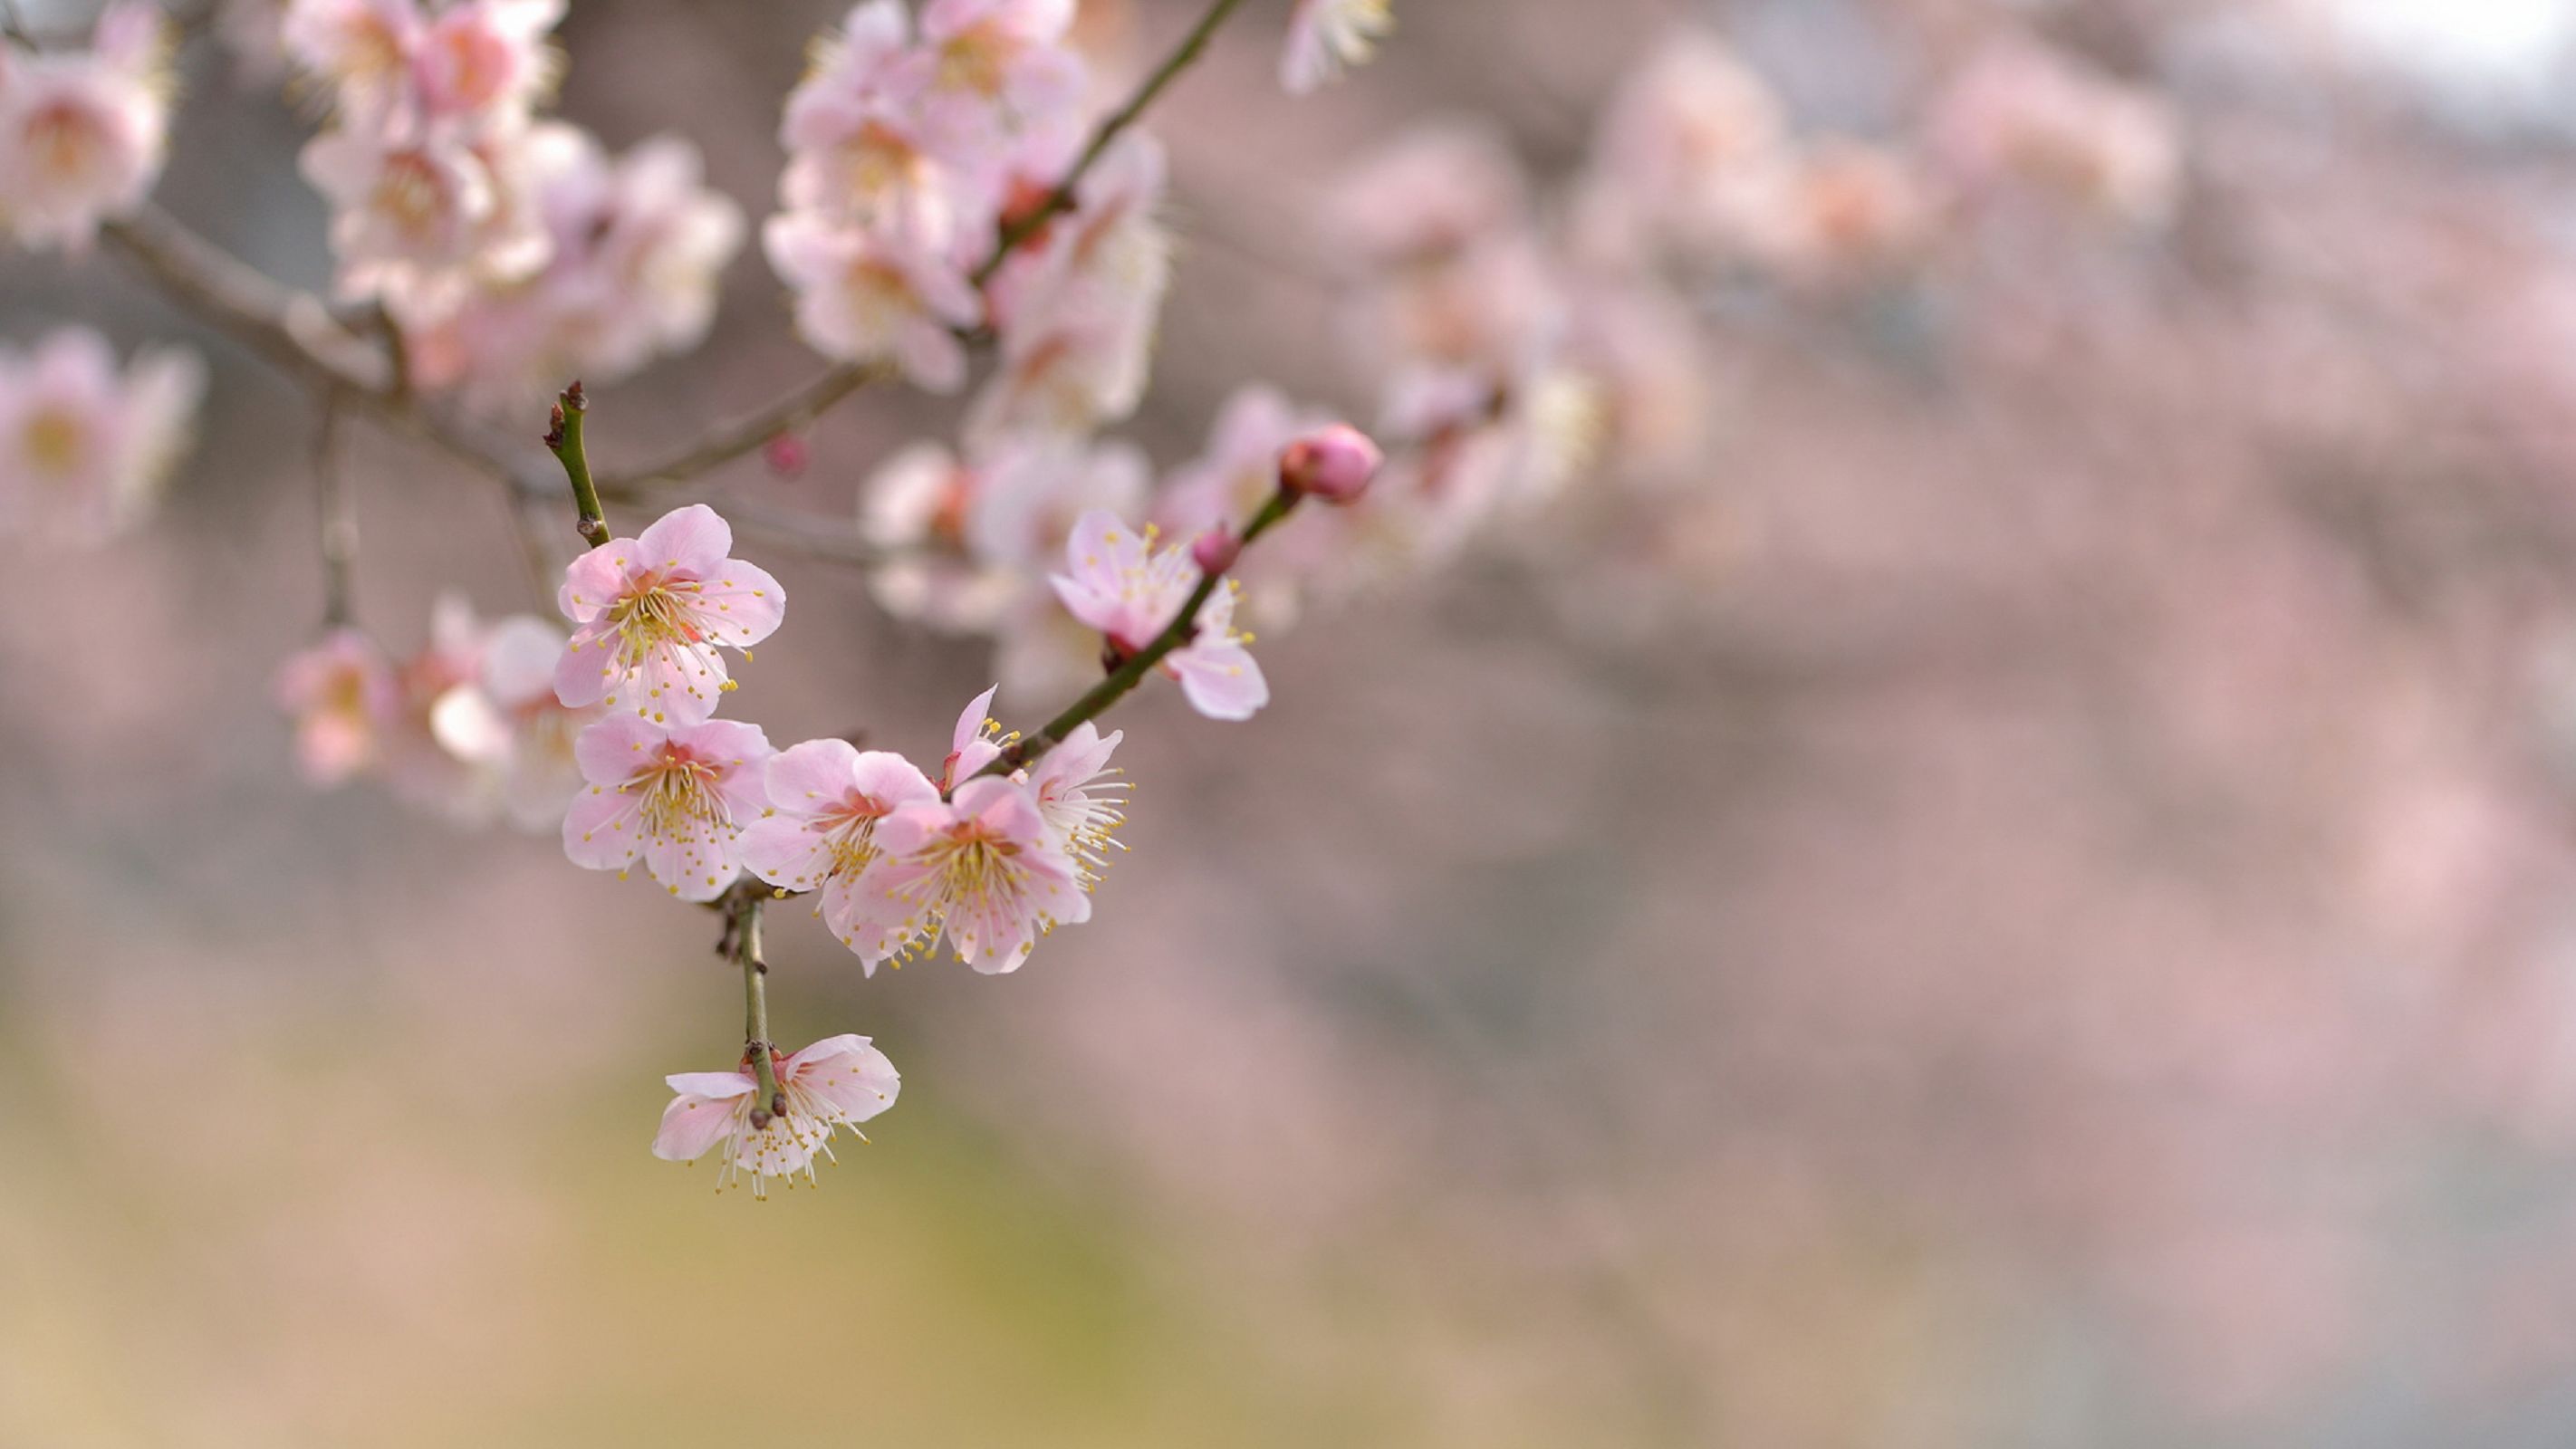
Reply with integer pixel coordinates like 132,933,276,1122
314,390,357,628
971,0,1251,288
593,361,894,494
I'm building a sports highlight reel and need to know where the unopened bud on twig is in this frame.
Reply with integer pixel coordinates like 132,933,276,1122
1278,423,1382,504
1189,525,1241,577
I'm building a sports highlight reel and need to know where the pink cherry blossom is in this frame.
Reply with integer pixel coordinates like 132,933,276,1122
942,682,1006,789
858,440,1021,631
1050,509,1268,721
274,627,398,787
444,612,603,830
282,0,424,120
0,327,202,545
1153,384,1330,628
1930,35,2181,228
410,129,744,412
779,0,1001,258
972,132,1168,439
553,504,785,725
562,713,774,900
913,0,1087,177
763,209,981,390
300,118,553,307
651,1034,900,1197
834,774,1090,973
740,739,940,964
0,4,173,250
381,591,505,822
1583,28,1793,267
411,0,562,125
1281,0,1391,96
1024,720,1124,888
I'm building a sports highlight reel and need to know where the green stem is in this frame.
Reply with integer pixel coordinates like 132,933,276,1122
543,382,611,549
980,487,1298,782
738,894,782,1114
970,0,1250,289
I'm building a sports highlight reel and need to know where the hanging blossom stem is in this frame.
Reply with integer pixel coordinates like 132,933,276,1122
980,486,1298,782
735,894,783,1118
973,0,1251,288
542,381,611,548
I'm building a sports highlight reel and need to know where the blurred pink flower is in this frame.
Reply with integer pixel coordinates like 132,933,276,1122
275,627,399,787
300,119,553,306
972,132,1168,440
1280,0,1390,96
562,713,774,900
554,504,785,725
0,326,201,545
0,3,172,250
411,0,562,125
461,612,604,830
764,208,982,390
913,0,1088,176
651,1033,901,1197
1050,508,1267,720
1931,35,2182,228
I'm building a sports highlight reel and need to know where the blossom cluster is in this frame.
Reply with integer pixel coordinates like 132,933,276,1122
0,3,170,250
277,0,743,410
274,592,601,829
0,325,201,545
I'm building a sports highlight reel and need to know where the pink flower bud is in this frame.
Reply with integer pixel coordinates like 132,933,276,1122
764,433,810,479
1278,423,1382,504
1190,526,1242,577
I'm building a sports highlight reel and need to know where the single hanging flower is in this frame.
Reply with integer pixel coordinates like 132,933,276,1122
554,503,786,724
651,1034,901,1198
562,713,774,900
1049,509,1268,721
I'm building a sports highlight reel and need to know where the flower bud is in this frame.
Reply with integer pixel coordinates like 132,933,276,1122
1189,525,1242,577
764,433,810,479
1278,423,1382,504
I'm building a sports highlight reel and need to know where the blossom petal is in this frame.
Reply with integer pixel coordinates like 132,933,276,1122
636,503,735,578
690,560,786,647
1168,640,1268,721
572,713,664,785
562,784,643,869
653,1090,747,1162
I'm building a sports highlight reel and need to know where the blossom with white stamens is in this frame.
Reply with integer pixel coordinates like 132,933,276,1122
651,1034,900,1198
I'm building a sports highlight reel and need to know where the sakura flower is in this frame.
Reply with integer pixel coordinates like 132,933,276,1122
0,3,173,250
780,0,1001,254
967,436,1149,571
1930,36,2182,228
1050,509,1268,721
1281,0,1391,95
913,0,1088,177
838,774,1090,973
1585,29,1793,266
282,0,423,120
1024,720,1124,888
763,209,981,390
1152,385,1328,628
382,591,505,822
652,1034,900,1197
274,627,398,786
300,119,553,306
431,611,601,830
554,504,786,725
942,682,1006,789
740,740,940,964
412,0,563,126
563,713,774,900
858,440,1021,631
413,130,745,411
0,327,202,545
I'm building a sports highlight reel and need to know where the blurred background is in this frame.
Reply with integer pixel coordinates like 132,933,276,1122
14,0,2576,1444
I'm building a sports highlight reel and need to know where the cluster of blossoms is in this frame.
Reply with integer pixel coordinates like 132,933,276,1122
0,3,170,249
0,325,200,545
276,0,743,410
558,425,1370,1192
274,592,600,829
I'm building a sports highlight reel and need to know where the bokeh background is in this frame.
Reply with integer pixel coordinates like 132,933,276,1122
14,0,2576,1444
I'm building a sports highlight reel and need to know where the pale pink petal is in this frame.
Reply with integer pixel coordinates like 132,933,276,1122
764,737,865,813
572,712,663,785
1168,640,1269,721
557,545,631,624
633,638,729,723
553,622,620,708
849,751,938,808
665,1071,757,1099
788,1037,902,1122
740,814,836,891
653,1090,746,1161
688,560,786,647
562,784,644,868
636,503,735,578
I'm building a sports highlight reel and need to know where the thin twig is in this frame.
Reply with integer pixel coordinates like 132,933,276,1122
978,485,1299,781
593,361,894,494
313,390,357,628
735,892,783,1121
542,381,611,547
